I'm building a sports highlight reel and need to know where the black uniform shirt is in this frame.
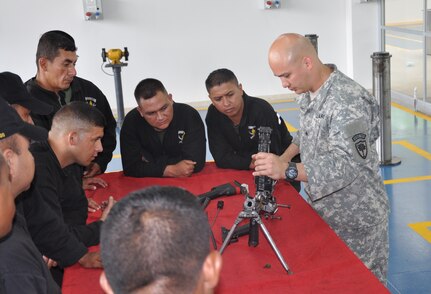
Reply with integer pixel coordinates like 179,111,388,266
21,141,101,267
0,204,61,293
120,102,206,177
205,93,294,170
25,76,117,172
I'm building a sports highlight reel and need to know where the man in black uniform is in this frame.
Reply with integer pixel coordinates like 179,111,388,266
205,68,300,191
0,99,60,293
25,30,116,186
21,102,115,286
120,78,206,177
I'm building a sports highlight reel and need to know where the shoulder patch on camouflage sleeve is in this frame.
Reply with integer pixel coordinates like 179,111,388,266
352,133,367,159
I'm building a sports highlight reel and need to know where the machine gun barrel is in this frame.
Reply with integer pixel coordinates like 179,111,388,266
221,223,250,244
197,183,237,204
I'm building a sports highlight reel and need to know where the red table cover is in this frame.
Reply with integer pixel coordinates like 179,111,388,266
62,163,389,294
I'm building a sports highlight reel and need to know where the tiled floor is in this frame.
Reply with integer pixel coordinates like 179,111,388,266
106,99,431,293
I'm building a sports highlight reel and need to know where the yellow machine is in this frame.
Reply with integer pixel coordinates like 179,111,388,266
101,47,129,64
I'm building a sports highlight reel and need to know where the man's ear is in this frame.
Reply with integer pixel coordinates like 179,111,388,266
208,95,215,105
68,131,79,146
100,271,114,294
167,93,173,102
38,57,48,72
137,105,145,117
201,251,223,291
238,83,244,95
303,56,313,69
2,149,15,181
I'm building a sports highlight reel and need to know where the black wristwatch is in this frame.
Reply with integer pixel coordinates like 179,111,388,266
285,162,298,181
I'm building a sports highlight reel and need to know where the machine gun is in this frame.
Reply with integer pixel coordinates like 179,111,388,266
254,126,278,216
220,127,291,270
221,127,280,245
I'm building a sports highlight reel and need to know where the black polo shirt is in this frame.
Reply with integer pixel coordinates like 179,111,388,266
120,102,206,177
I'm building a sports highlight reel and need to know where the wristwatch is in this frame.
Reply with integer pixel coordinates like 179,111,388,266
285,162,298,181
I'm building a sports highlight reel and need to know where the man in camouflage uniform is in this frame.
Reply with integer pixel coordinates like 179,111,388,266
252,33,389,284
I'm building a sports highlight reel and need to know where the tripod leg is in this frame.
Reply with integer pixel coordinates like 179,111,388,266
248,218,259,247
257,218,291,274
219,216,243,254
210,228,217,250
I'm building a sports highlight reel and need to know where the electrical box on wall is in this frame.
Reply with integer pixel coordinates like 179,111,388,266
262,0,281,9
82,0,103,20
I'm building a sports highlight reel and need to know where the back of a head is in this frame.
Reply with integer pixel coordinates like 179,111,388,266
36,30,77,66
205,68,239,92
134,78,168,104
101,186,211,294
51,101,106,135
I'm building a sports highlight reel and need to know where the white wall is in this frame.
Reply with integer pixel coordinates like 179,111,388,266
0,0,379,111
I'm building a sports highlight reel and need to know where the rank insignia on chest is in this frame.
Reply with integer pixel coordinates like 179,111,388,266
84,97,97,107
352,133,367,159
248,126,256,139
178,130,185,144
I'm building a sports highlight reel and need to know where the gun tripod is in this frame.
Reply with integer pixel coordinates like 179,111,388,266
219,185,291,274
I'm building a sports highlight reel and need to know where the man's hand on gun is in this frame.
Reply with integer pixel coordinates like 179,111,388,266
252,152,287,180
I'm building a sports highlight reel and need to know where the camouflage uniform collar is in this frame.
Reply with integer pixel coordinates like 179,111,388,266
297,64,338,111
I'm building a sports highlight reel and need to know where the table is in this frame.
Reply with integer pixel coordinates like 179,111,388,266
62,163,389,293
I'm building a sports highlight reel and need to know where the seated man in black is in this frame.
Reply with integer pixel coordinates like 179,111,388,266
100,186,222,294
205,68,300,191
120,78,206,177
21,102,115,286
0,99,60,293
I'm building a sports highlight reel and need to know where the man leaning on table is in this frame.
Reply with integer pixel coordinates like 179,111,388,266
120,78,206,178
204,68,301,191
20,102,115,286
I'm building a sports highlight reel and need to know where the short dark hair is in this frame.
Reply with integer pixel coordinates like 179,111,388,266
36,30,77,66
51,101,106,133
205,68,239,92
134,78,168,104
101,186,211,294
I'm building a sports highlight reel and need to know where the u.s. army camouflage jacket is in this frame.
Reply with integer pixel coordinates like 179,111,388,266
293,65,389,229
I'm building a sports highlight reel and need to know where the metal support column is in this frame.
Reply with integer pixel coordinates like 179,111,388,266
305,34,318,54
371,52,401,166
105,63,127,129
